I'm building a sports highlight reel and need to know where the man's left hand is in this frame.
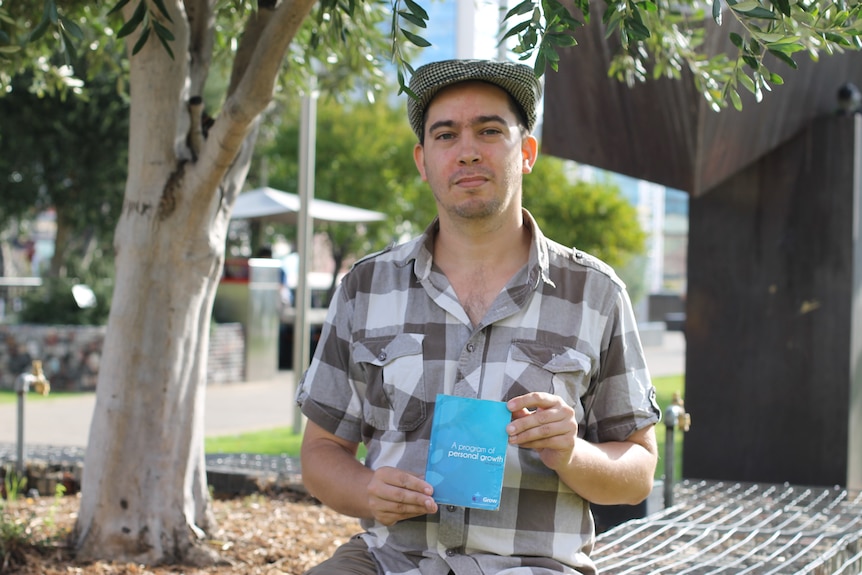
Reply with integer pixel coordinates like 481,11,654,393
506,392,578,472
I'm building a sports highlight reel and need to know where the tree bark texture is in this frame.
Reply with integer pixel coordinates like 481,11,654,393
74,0,317,564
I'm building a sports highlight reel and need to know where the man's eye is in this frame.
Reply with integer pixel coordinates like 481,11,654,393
481,127,503,136
435,132,455,141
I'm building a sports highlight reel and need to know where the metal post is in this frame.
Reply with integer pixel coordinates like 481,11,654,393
663,391,691,508
15,380,27,476
663,420,676,507
292,75,318,435
13,361,50,477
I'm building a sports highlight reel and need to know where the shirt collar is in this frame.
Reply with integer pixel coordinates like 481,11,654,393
403,209,555,290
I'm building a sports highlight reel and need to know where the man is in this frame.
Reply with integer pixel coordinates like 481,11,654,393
297,59,661,575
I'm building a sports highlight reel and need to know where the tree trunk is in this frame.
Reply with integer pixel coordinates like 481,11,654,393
74,0,316,564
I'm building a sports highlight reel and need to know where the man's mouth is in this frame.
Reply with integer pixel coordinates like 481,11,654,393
452,172,491,187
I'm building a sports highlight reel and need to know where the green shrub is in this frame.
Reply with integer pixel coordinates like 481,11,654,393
18,277,112,325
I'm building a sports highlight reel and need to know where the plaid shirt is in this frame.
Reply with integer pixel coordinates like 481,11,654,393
297,210,661,575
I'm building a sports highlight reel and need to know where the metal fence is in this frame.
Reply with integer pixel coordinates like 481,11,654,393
594,480,862,574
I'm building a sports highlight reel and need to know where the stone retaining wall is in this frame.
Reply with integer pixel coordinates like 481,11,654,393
0,323,245,391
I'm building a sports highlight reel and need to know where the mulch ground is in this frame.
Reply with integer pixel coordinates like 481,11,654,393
1,491,360,574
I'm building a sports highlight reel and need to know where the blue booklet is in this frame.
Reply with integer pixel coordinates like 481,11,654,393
424,394,511,510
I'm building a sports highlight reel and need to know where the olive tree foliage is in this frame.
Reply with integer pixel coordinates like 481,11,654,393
0,70,129,282
524,156,645,271
387,0,862,112
523,156,648,302
1,0,860,567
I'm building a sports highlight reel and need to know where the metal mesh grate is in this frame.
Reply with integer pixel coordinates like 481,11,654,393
594,480,862,574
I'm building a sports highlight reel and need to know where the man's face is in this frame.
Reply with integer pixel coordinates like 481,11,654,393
413,81,538,223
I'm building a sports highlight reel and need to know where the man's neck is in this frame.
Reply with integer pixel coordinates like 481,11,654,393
433,209,530,270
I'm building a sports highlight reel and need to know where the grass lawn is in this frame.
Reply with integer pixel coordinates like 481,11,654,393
0,389,86,404
205,373,688,481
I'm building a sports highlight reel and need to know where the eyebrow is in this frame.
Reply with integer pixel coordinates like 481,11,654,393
427,114,509,134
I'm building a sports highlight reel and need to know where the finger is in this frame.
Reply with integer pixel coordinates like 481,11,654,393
506,391,560,413
507,403,565,434
370,491,437,525
381,467,434,497
367,469,437,522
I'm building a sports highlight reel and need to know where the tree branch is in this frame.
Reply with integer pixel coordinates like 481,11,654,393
193,0,317,195
184,0,215,97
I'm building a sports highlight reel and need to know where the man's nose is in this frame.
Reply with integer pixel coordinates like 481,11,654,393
457,139,481,164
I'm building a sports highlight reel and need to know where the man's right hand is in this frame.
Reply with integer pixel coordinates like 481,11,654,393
366,466,438,525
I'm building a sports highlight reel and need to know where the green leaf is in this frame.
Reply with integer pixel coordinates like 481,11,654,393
534,48,547,74
763,36,803,48
0,45,20,54
604,8,625,38
156,27,175,59
131,23,150,55
765,40,805,53
398,10,427,28
738,71,755,93
767,48,797,68
545,32,577,47
401,28,431,47
742,54,759,69
752,32,786,43
624,19,651,41
729,32,743,48
59,16,84,41
501,19,532,41
731,3,776,18
773,0,791,16
108,0,133,16
730,1,759,11
542,43,561,61
504,0,534,20
769,72,784,84
152,19,175,42
29,15,51,42
61,28,77,62
746,6,777,18
46,0,58,24
150,0,174,23
728,0,776,17
824,32,853,46
712,0,723,25
117,1,147,39
403,0,429,21
748,37,761,55
729,88,742,110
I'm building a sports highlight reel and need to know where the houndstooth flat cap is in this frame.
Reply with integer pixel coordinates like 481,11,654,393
407,59,542,140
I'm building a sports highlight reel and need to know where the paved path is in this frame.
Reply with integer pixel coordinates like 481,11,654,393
0,331,685,448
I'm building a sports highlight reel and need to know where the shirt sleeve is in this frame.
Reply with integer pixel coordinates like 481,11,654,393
584,283,661,444
294,284,365,444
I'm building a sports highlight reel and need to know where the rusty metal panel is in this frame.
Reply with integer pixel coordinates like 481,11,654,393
683,115,859,487
542,7,862,196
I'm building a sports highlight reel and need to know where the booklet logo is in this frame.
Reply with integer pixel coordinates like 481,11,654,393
472,493,499,506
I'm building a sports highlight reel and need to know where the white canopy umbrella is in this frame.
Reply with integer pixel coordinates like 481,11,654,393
230,186,386,224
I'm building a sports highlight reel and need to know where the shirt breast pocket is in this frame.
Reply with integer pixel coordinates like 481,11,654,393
503,341,593,423
353,333,426,431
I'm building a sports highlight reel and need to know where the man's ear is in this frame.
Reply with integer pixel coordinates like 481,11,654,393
413,143,428,181
522,135,539,174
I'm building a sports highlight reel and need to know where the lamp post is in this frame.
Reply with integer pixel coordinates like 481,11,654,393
292,75,318,435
